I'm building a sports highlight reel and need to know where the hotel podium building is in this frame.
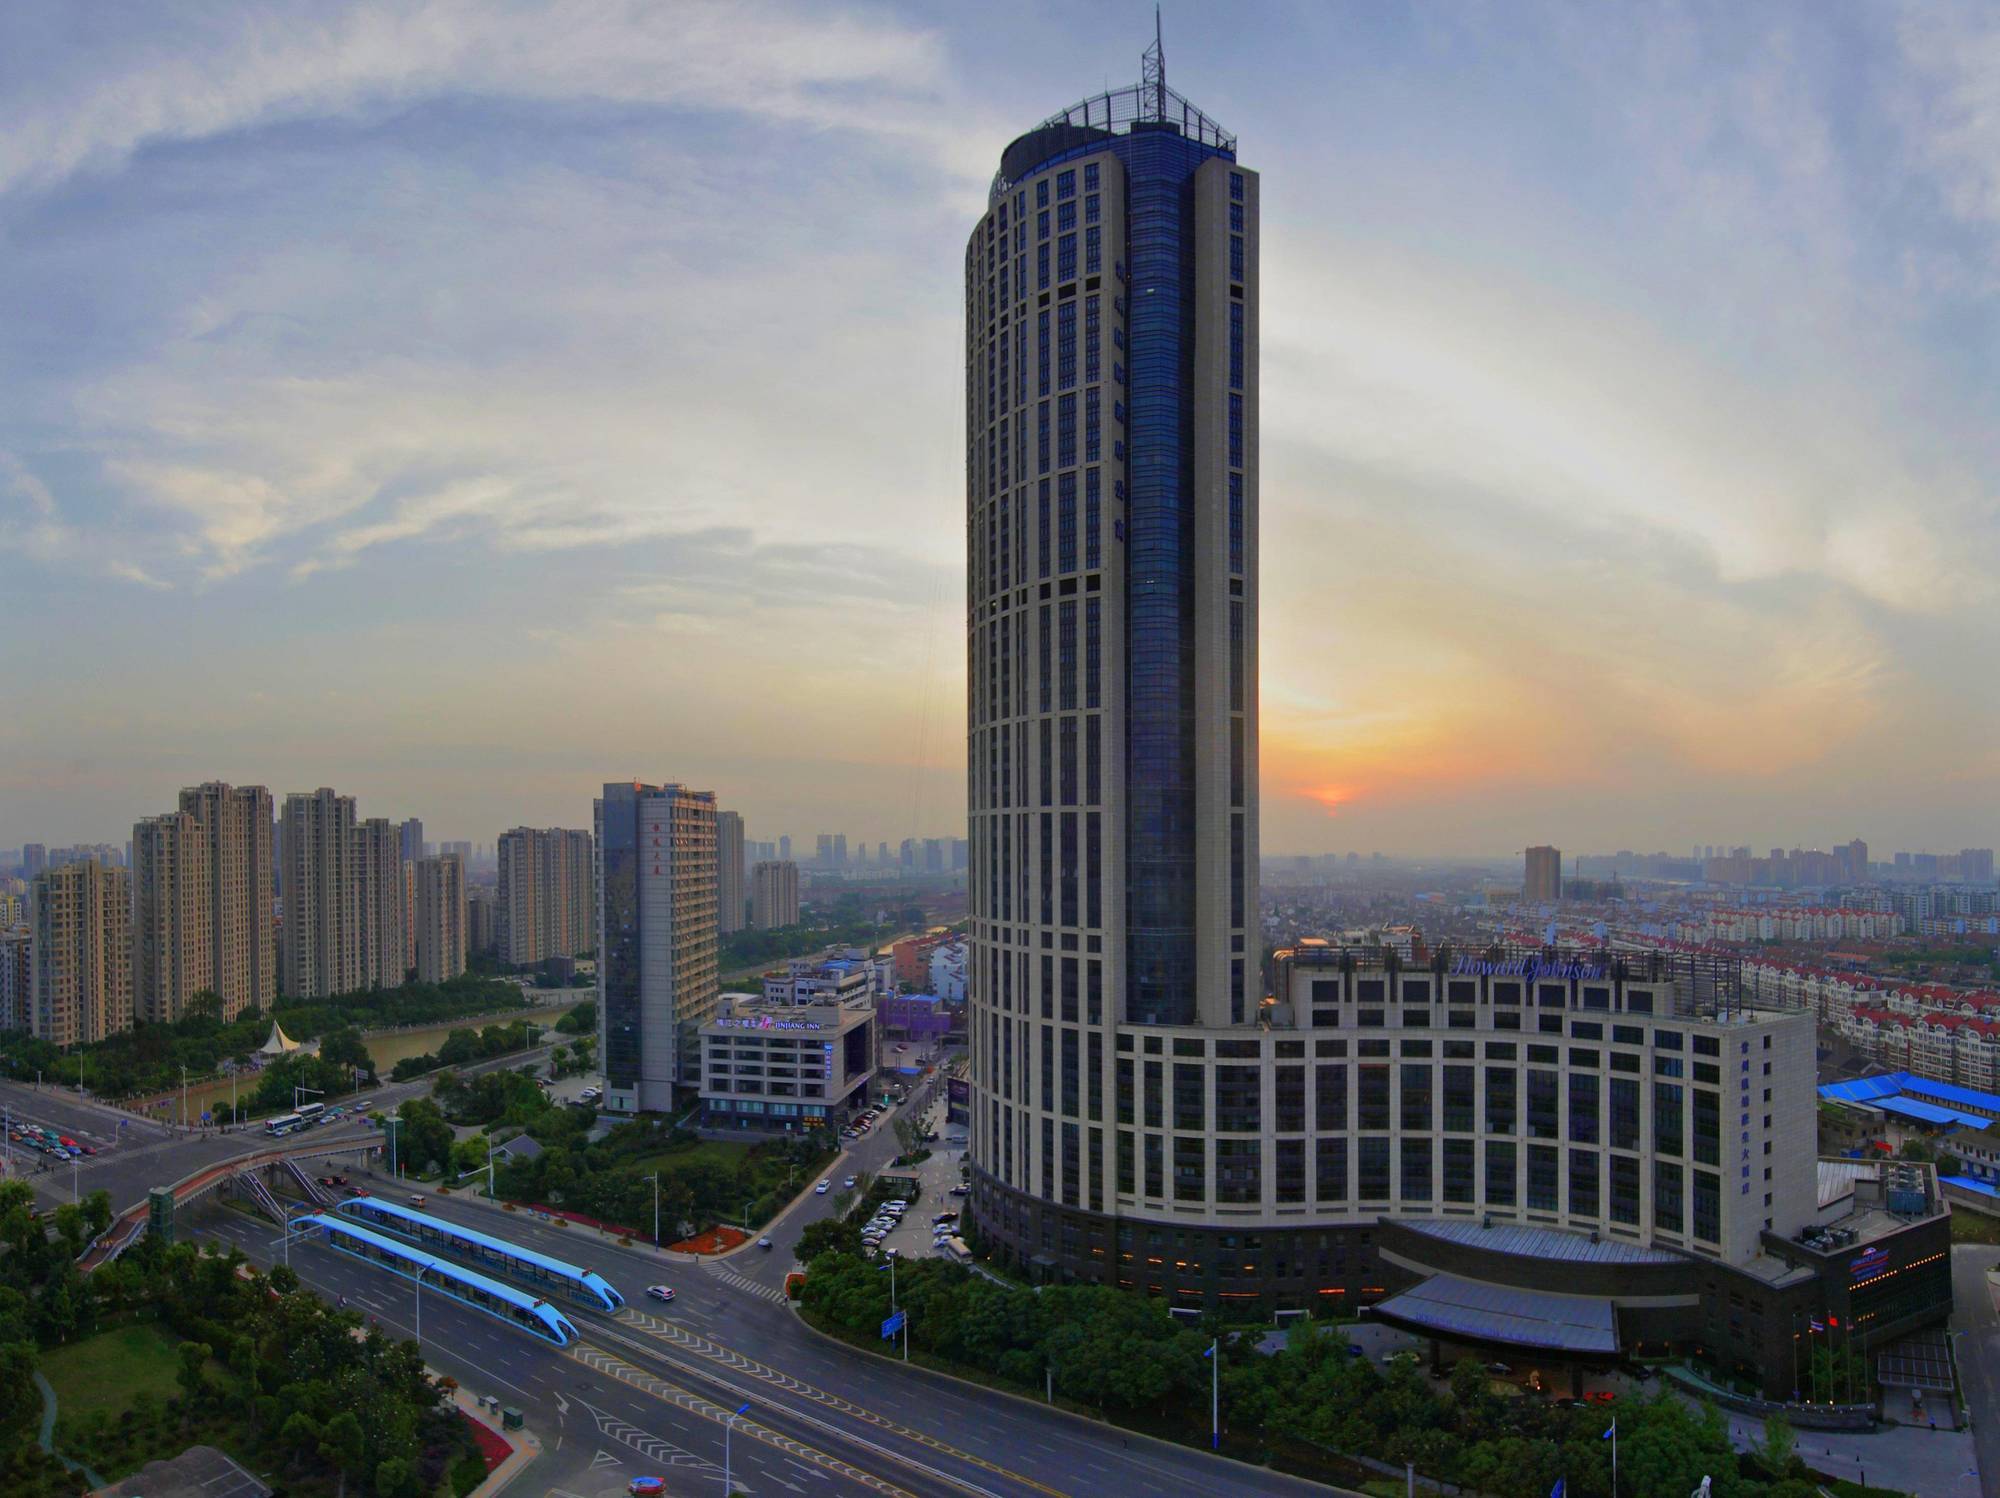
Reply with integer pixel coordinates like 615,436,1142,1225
962,53,1949,1396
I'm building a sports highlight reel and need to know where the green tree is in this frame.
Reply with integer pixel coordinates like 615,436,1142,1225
51,1202,85,1259
375,1456,416,1498
1759,1412,1796,1474
396,1097,454,1179
319,1026,373,1075
176,1341,212,1410
279,1410,320,1465
798,1218,862,1263
82,1189,112,1240
318,1409,366,1498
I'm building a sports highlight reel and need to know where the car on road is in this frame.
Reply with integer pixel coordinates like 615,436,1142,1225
815,1180,830,1194
79,1145,96,1156
646,1285,675,1303
628,1479,666,1498
343,1186,368,1198
843,1176,857,1188
949,1186,969,1197
757,1237,773,1251
408,1194,427,1207
579,1087,601,1102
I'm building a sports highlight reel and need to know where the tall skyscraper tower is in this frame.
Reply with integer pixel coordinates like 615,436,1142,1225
497,826,595,966
414,853,467,984
595,782,719,1113
966,37,1259,1265
31,858,132,1045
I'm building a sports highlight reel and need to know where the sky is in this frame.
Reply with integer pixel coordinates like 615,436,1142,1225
2,1,1996,859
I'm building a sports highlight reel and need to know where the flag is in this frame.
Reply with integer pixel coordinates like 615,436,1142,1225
1602,1420,1615,1440
1809,1318,1825,1332
1550,1480,1565,1498
1204,1344,1216,1359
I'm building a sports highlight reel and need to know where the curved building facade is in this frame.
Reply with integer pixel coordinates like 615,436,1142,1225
964,52,1259,1285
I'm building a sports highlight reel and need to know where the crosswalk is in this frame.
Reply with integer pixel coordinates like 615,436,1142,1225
707,1263,793,1305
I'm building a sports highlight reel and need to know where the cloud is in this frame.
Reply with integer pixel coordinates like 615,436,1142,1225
0,1,986,201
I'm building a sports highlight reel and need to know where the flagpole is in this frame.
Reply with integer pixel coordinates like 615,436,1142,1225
1612,1419,1617,1496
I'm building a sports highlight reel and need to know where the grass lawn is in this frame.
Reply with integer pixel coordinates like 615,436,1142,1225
42,1322,182,1425
627,1139,753,1175
1950,1208,2000,1246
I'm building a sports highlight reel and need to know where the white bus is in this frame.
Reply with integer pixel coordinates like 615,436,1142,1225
296,1102,326,1126
265,1113,304,1137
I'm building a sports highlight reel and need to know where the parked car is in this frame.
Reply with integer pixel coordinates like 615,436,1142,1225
646,1285,675,1303
949,1185,969,1197
628,1479,666,1498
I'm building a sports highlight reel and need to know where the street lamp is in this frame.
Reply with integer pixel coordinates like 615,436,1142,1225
295,1085,324,1114
722,1402,750,1495
644,1173,661,1248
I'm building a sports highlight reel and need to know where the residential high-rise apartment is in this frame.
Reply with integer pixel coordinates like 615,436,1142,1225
466,884,498,957
595,782,719,1113
0,927,28,1032
354,817,406,989
750,859,800,930
280,789,358,1000
1524,845,1562,904
414,853,466,984
31,859,131,1045
965,42,1260,1267
715,811,746,936
131,811,211,1023
778,834,791,864
440,840,472,864
22,844,46,880
177,782,276,1018
496,827,594,966
400,818,425,865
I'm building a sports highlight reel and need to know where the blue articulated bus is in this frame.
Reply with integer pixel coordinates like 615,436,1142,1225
297,1213,581,1346
332,1195,624,1313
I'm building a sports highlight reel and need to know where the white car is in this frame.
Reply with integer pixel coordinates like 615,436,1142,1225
646,1285,675,1303
815,1180,830,1195
843,1176,857,1189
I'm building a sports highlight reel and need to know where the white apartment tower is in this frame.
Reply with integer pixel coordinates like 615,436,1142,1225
496,826,595,967
414,853,467,984
281,788,359,1000
354,817,407,989
178,781,276,1018
131,810,212,1023
32,859,132,1045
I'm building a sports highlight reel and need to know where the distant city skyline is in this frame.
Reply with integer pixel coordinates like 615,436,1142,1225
3,3,1997,854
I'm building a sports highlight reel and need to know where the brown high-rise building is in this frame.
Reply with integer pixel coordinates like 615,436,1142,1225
354,817,406,989
281,788,358,999
716,810,747,936
31,858,131,1045
131,811,212,1023
414,853,467,984
496,827,594,967
750,859,800,930
1524,845,1563,904
178,782,276,1018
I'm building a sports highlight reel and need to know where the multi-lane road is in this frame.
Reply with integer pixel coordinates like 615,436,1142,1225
201,1164,1344,1498
28,1048,1346,1494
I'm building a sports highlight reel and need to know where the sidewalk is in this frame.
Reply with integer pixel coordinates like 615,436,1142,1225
449,1384,541,1498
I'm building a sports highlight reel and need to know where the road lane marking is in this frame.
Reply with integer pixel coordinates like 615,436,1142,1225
570,1362,907,1497
606,1309,1061,1497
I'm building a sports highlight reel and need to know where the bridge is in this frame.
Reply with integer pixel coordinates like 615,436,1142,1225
79,1129,381,1272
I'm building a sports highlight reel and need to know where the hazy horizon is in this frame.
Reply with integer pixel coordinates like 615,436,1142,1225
4,2,1996,857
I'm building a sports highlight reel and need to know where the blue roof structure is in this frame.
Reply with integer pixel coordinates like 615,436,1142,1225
1372,1274,1619,1354
336,1195,603,1287
1872,1097,1998,1129
1819,1073,1912,1103
1900,1076,2000,1115
1942,1174,2000,1198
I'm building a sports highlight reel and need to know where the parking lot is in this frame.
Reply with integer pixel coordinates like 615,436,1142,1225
855,1093,971,1262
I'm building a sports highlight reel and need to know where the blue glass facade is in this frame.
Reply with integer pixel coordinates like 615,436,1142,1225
1107,127,1231,1028
596,783,641,1089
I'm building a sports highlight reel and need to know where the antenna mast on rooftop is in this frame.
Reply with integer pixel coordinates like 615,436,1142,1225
1142,5,1166,120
